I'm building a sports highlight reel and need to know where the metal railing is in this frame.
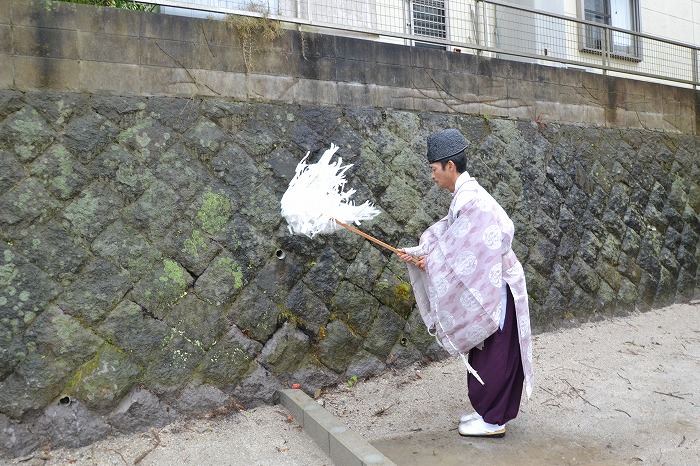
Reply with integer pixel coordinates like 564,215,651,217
143,0,700,88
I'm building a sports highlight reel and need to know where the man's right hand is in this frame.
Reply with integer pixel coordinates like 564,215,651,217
396,250,426,270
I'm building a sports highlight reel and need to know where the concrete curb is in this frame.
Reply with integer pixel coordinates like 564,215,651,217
278,389,397,466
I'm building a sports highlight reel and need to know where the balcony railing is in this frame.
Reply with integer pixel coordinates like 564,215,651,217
142,0,700,88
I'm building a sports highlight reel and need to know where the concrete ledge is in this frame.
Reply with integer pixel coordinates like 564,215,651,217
278,389,396,466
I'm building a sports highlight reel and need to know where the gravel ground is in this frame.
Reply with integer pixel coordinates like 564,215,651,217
321,301,700,465
6,301,700,466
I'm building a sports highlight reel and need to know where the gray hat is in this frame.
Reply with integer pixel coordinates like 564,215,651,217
426,129,468,163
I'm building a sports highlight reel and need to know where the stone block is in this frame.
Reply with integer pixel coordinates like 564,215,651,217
194,17,240,48
561,82,595,106
497,58,532,80
301,403,337,454
76,2,141,36
0,54,12,88
140,37,213,69
477,74,507,97
481,100,511,119
559,103,605,125
0,1,10,26
136,65,193,96
329,429,377,466
411,66,443,92
337,81,372,107
298,56,338,81
247,74,297,103
368,84,412,111
13,26,79,60
450,100,484,115
11,0,78,30
528,237,557,274
336,57,370,84
616,277,638,307
186,69,247,99
532,62,561,85
371,63,413,88
336,35,376,62
0,25,10,54
199,42,245,73
375,41,413,66
507,100,536,120
412,45,449,71
140,9,207,43
533,100,561,121
80,61,138,95
676,102,696,134
277,388,309,425
78,31,140,64
506,77,536,101
446,69,480,98
13,56,80,92
249,46,292,75
296,30,337,59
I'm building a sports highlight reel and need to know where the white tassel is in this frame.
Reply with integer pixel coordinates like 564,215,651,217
460,352,485,386
280,144,380,238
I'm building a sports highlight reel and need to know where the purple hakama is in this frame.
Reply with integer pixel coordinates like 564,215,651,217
467,285,524,425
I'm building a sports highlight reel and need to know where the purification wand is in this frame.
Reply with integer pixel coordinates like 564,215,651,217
280,144,417,263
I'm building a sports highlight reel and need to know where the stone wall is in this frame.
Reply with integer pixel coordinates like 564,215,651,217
0,0,698,458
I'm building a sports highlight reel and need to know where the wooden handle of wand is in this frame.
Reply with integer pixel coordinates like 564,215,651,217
333,219,421,265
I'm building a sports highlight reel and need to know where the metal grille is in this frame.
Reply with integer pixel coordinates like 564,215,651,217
412,1,446,39
143,0,699,88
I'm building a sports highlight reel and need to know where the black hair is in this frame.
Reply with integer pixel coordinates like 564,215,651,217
439,150,467,173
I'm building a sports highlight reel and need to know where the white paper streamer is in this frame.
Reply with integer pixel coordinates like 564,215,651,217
280,144,380,238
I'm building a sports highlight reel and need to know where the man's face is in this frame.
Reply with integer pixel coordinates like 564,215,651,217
429,161,457,192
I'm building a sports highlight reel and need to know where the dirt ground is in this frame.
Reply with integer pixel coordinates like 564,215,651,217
6,301,699,466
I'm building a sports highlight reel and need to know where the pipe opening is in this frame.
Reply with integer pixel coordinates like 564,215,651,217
275,249,286,260
59,396,72,406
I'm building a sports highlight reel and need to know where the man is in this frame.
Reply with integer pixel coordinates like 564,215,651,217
397,128,534,438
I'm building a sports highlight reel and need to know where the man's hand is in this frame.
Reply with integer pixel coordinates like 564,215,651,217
396,249,426,270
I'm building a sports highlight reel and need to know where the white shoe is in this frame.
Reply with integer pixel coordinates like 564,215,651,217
458,418,506,438
459,411,482,423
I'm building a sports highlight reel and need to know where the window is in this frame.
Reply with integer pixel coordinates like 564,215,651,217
581,0,640,59
412,0,446,49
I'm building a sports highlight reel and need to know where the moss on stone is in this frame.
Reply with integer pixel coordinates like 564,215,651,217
182,229,207,258
161,259,187,289
197,190,232,235
216,257,243,290
0,263,18,286
63,192,99,234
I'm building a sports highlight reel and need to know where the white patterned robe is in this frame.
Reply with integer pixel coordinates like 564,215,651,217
404,172,534,398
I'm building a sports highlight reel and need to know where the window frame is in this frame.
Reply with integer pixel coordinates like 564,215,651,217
578,0,642,62
411,0,448,50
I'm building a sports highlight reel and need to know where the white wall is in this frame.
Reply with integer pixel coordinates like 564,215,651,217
640,0,699,45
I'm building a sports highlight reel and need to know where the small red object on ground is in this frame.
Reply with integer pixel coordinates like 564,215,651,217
292,383,301,389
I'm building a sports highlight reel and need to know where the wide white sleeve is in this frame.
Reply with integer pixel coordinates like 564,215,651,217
403,245,426,256
402,216,449,257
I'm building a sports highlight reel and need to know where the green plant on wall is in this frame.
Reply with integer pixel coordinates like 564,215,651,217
56,0,156,11
226,2,284,73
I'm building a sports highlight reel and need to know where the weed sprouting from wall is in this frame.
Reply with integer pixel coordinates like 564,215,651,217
227,2,284,73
